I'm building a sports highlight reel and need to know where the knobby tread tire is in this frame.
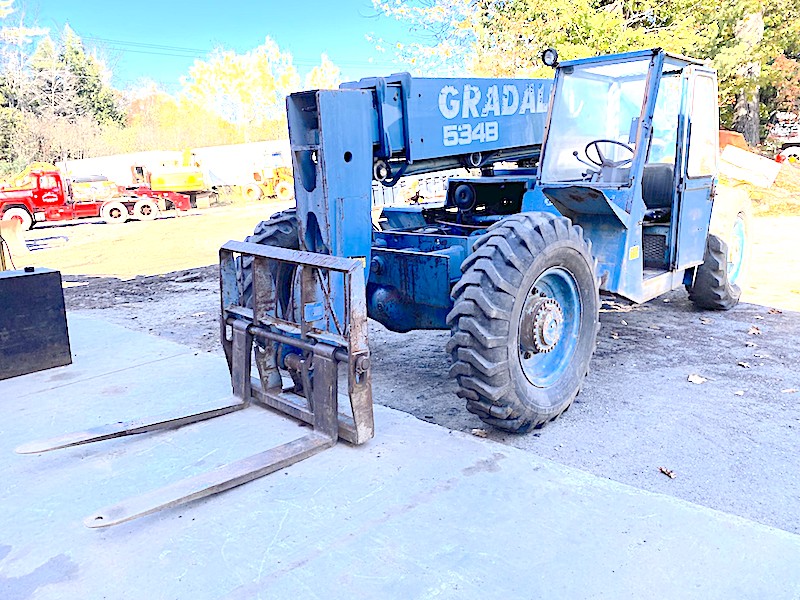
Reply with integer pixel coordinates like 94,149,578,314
237,210,299,308
446,212,600,433
687,234,741,310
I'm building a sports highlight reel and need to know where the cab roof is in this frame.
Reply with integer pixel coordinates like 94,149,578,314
557,48,709,70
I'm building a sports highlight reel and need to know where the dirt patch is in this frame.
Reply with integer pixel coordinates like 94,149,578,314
26,202,293,279
64,266,222,352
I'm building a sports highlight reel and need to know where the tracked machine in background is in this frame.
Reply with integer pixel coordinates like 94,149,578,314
20,49,751,526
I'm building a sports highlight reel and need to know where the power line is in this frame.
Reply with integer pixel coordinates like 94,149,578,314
80,36,210,55
78,33,403,69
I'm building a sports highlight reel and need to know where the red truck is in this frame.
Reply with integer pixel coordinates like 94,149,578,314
0,165,191,231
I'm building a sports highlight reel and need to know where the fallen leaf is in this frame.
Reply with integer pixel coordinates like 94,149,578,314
768,308,782,315
610,332,619,340
755,315,764,320
699,317,713,325
747,326,762,335
737,361,751,368
688,374,707,384
471,428,488,438
781,388,799,394
659,467,676,479
621,319,628,326
745,341,757,347
753,353,768,358
734,390,745,396
663,298,670,303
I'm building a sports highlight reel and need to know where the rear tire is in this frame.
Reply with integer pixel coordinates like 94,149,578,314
2,207,33,231
447,212,599,433
133,199,159,221
687,233,741,310
101,201,129,224
687,207,749,310
275,180,293,202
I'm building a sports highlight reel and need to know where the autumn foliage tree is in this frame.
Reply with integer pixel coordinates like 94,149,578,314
0,2,343,171
768,54,800,113
122,85,241,150
180,38,300,142
374,0,800,144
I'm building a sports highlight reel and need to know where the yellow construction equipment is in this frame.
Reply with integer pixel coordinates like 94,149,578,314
132,149,207,195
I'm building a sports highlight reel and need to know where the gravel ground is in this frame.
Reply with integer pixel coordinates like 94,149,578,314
18,205,800,534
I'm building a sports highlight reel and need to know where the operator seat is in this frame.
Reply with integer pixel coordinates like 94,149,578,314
641,163,674,222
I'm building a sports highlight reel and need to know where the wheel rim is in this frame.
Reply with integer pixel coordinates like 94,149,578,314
518,266,582,388
10,214,23,225
727,215,746,285
111,208,122,219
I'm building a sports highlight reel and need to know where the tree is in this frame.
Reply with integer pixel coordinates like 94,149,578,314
373,0,710,74
25,25,124,125
767,54,800,114
691,0,800,144
0,8,344,170
304,54,341,89
123,84,242,151
181,37,301,142
180,39,345,142
0,1,48,170
58,25,123,125
370,0,480,74
373,0,800,143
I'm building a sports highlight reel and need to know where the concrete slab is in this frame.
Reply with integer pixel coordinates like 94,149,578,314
1,314,799,599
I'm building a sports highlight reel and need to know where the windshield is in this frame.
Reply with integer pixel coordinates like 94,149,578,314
540,58,651,184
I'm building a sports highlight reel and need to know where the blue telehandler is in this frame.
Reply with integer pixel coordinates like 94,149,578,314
19,49,751,526
235,47,749,432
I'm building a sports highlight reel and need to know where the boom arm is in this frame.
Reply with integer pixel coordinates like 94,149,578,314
287,74,553,264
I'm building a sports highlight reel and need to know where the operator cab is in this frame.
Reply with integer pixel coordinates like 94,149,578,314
537,49,718,302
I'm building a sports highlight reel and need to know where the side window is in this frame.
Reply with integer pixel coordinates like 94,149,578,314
39,175,58,189
687,75,718,178
648,74,681,164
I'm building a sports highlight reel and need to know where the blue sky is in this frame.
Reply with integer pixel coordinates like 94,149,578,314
20,0,417,91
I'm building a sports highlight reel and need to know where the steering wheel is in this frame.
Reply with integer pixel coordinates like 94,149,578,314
584,139,634,168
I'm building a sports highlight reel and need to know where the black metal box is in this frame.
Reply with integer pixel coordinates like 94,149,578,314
0,268,72,380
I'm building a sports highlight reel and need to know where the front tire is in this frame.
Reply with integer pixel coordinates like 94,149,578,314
237,210,299,309
2,207,33,231
243,184,263,202
687,210,749,310
447,213,599,433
